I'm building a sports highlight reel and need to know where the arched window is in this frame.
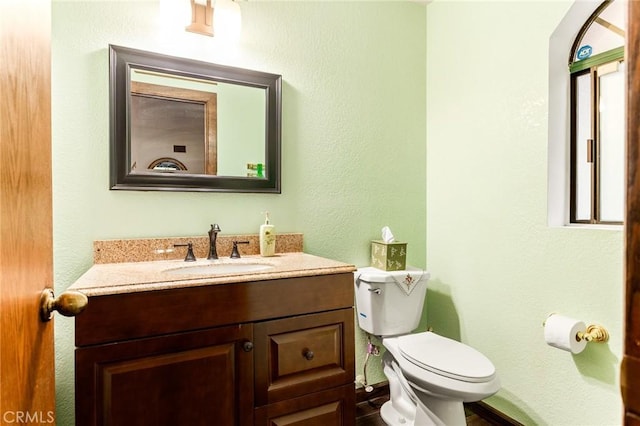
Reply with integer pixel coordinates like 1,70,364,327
569,0,625,224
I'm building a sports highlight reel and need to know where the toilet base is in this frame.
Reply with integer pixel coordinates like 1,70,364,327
380,398,466,426
380,400,414,426
380,395,467,426
380,397,468,426
382,351,468,426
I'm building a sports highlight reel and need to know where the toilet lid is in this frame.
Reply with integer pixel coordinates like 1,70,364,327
397,332,496,383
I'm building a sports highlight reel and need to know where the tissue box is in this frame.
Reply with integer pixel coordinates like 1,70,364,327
371,240,407,271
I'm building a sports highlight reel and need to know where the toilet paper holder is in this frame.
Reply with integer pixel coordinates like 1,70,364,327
576,324,609,343
543,314,609,344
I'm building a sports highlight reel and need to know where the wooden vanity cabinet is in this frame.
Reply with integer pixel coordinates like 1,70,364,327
74,273,355,426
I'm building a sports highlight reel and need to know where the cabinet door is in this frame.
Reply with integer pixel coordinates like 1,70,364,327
254,384,355,426
254,309,355,406
76,324,253,426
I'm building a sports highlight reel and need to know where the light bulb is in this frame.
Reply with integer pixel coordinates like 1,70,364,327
213,0,241,41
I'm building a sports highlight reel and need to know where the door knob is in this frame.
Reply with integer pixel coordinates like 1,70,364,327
242,341,254,352
39,288,88,322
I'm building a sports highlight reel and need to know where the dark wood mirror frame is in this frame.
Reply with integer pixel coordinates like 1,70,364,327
109,45,282,193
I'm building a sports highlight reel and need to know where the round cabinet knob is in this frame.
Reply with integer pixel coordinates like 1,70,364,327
303,349,314,361
242,341,254,352
39,288,88,322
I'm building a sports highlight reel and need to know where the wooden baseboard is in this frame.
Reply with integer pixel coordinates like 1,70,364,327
466,401,524,426
356,382,522,426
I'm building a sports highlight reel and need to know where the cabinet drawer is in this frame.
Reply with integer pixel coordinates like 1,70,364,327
254,383,355,425
254,309,355,406
270,323,341,377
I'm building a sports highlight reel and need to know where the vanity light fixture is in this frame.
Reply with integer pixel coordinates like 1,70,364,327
186,0,214,37
186,0,241,39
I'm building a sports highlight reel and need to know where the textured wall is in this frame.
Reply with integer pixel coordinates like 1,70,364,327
51,2,426,424
426,1,623,424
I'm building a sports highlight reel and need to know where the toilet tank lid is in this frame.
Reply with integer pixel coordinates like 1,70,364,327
355,266,430,284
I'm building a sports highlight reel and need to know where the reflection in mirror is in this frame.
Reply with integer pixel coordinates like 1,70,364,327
130,76,216,175
110,45,281,192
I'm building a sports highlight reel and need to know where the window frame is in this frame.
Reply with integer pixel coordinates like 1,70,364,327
568,1,624,225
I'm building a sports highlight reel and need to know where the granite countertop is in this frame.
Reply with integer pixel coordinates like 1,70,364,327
69,252,356,297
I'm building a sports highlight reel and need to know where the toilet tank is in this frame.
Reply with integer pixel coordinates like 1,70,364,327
354,267,430,336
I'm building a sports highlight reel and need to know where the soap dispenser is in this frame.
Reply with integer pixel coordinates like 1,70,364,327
259,211,276,257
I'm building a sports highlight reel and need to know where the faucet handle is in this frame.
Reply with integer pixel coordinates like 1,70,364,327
230,241,250,258
174,243,196,262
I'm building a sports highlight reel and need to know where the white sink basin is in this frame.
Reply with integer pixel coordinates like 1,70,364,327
164,262,274,276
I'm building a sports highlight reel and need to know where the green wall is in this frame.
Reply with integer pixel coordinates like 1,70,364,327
426,1,623,424
52,2,426,424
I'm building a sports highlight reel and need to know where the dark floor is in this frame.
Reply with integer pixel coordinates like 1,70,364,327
355,395,493,426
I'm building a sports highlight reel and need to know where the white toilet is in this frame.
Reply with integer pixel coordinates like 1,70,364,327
354,267,500,426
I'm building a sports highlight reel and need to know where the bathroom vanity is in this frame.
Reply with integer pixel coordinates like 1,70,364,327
70,252,356,425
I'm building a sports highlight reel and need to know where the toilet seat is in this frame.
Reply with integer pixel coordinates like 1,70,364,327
397,332,496,383
383,333,501,404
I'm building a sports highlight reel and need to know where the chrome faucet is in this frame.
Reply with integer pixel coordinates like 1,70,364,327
208,224,221,260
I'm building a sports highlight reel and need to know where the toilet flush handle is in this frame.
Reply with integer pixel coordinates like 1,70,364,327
368,288,382,295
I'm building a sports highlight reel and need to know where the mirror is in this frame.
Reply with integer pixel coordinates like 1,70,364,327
109,45,281,192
